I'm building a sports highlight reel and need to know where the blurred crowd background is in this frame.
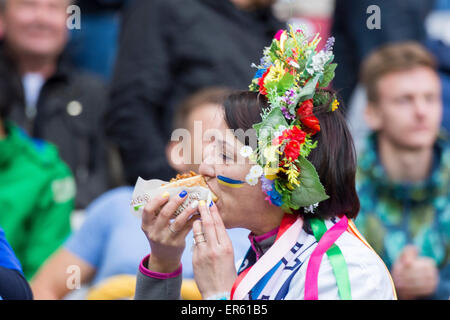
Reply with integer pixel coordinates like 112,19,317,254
0,0,448,300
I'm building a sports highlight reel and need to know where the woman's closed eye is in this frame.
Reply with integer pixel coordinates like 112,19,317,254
215,139,235,163
221,152,232,161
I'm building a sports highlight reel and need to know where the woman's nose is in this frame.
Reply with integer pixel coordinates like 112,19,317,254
198,161,215,178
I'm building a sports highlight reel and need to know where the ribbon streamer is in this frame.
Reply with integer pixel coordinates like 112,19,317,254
304,216,351,300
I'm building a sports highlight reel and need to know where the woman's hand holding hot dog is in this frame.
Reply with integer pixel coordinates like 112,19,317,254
141,190,199,273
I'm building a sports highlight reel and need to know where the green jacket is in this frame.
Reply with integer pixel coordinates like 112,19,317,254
355,133,450,299
0,122,75,280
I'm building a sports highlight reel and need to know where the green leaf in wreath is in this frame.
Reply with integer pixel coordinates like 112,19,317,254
253,107,289,164
253,107,288,138
263,80,276,93
313,90,331,107
275,180,296,213
290,156,329,207
277,72,295,94
268,39,280,61
319,63,337,88
289,74,321,114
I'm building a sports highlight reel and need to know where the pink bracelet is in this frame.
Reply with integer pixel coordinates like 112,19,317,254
139,254,182,280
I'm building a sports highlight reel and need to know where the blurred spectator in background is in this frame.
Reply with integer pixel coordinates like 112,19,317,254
0,73,74,280
347,0,450,151
331,0,435,113
166,87,231,175
354,42,449,300
425,0,450,132
66,0,132,81
0,226,33,300
105,0,283,186
273,0,334,48
31,87,250,300
0,0,111,208
31,186,140,299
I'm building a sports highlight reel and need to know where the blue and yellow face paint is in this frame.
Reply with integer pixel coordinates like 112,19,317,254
217,175,245,188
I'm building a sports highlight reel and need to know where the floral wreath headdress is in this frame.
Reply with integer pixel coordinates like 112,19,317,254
241,26,340,214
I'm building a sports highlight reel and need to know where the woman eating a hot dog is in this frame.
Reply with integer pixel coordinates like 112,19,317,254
134,27,397,300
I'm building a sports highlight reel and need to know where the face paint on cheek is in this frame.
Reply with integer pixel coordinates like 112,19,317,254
217,175,245,188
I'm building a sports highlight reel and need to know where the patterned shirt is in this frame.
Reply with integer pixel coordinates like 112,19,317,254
354,133,450,299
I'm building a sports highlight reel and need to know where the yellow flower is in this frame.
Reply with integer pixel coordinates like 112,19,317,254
331,99,339,112
278,167,287,173
286,168,300,187
264,166,279,180
264,60,285,85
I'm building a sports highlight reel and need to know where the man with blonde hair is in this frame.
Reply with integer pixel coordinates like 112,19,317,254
355,42,449,300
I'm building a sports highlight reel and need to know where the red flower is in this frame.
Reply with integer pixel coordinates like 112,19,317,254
277,126,306,162
258,67,271,95
284,140,301,161
297,99,314,117
297,99,321,135
288,126,306,144
278,126,306,145
302,117,320,135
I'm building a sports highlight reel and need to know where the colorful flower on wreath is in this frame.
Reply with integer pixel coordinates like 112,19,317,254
306,50,332,75
264,60,286,86
297,99,320,135
277,125,306,146
249,165,264,178
331,99,339,112
261,176,274,193
253,68,267,80
273,125,307,162
258,67,271,95
274,29,288,52
284,140,302,162
274,29,284,41
240,146,253,158
264,165,280,180
286,166,300,187
266,187,282,207
245,174,259,186
323,36,335,52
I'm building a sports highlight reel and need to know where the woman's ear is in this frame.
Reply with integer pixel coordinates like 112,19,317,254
364,102,383,131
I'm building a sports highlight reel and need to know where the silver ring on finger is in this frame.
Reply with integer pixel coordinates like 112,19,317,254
193,232,206,241
193,232,205,237
193,235,207,245
194,238,207,246
168,223,179,234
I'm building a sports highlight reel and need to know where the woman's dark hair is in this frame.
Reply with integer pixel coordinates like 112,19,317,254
223,90,360,220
